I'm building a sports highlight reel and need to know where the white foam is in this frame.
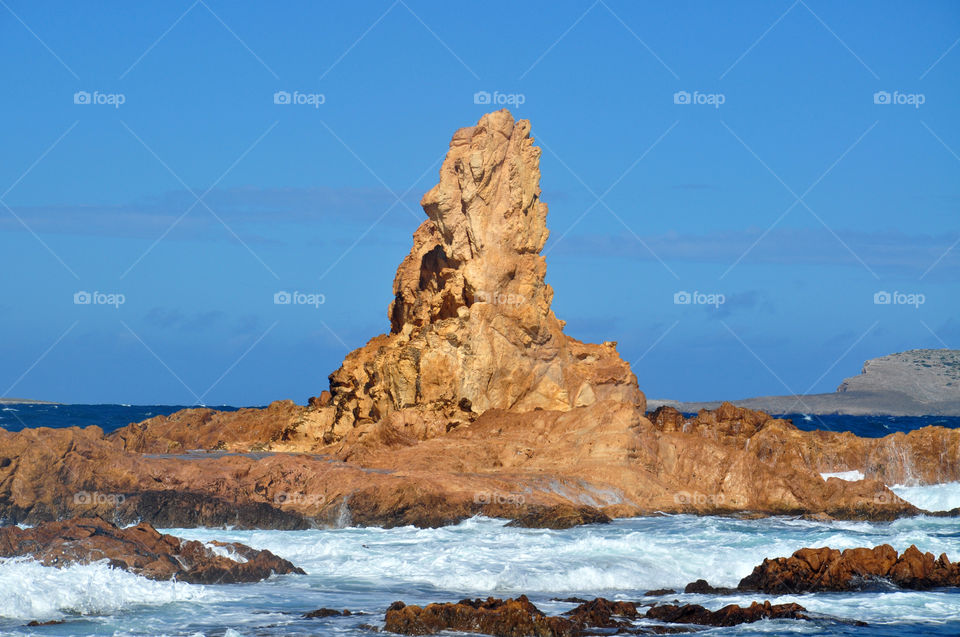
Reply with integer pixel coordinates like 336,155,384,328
0,558,216,621
204,542,248,563
821,470,865,481
891,482,960,512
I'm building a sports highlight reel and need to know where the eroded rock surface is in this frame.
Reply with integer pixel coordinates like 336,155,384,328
645,601,808,626
0,517,304,583
737,544,960,592
321,109,643,445
1,111,957,530
383,596,809,635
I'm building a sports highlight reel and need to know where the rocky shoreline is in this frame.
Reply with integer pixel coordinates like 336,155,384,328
8,517,952,635
1,111,958,533
0,517,302,583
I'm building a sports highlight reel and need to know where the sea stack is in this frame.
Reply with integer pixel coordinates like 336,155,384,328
319,110,644,443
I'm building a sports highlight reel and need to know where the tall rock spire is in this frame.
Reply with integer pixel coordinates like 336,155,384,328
323,110,644,443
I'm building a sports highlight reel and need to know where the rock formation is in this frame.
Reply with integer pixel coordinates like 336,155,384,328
737,544,960,592
0,111,958,530
681,544,960,594
319,110,643,444
0,517,304,583
383,596,809,635
645,601,808,627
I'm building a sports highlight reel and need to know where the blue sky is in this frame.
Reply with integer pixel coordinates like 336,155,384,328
0,0,957,405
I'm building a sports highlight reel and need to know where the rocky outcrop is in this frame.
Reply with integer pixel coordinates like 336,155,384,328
838,349,960,403
0,517,304,583
645,601,808,626
319,110,643,445
383,596,809,635
737,544,960,592
385,596,578,636
506,504,611,530
2,111,958,530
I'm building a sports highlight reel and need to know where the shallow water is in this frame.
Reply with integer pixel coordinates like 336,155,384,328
2,514,959,636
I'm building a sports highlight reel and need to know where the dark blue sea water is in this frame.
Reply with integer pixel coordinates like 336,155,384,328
3,404,959,438
0,403,249,433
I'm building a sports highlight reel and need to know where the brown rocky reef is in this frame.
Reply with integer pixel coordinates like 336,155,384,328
737,544,960,592
0,517,304,583
383,595,809,635
1,110,958,529
682,544,960,594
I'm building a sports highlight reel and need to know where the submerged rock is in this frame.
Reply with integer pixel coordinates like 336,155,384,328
646,601,808,626
0,517,304,583
383,596,808,635
505,504,611,529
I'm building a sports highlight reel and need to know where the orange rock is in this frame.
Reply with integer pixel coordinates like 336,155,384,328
737,543,960,592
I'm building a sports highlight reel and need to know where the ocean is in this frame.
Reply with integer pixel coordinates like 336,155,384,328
1,406,959,636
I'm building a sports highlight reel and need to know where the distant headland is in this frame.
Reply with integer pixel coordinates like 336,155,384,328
649,349,960,416
0,398,58,405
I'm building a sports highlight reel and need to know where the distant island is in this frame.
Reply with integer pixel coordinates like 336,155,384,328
649,349,960,416
0,398,57,405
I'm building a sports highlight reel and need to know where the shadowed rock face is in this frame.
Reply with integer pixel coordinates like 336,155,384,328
323,110,644,443
0,517,304,583
383,596,809,635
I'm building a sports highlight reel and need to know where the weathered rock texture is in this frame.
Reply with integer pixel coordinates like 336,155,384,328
0,517,303,583
645,601,808,627
321,110,643,444
383,596,808,635
737,544,960,592
1,111,958,531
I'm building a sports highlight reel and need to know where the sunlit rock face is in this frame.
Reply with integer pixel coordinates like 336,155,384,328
323,109,644,442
